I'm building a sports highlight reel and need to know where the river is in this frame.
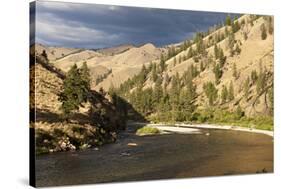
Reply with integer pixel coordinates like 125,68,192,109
35,124,273,187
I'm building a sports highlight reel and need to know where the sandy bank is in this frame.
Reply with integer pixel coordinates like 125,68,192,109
142,123,273,137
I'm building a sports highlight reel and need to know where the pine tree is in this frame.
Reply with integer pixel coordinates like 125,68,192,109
163,73,170,89
218,48,226,67
153,77,164,110
170,73,181,120
234,44,241,55
137,64,147,86
148,62,153,72
80,62,91,90
221,85,228,103
159,55,166,72
256,69,267,94
225,15,232,26
231,19,240,33
232,63,238,79
59,64,89,118
228,81,235,101
214,44,219,59
244,76,250,99
260,23,267,40
213,63,223,84
179,83,196,121
251,69,258,83
203,82,218,106
151,63,157,82
235,105,244,119
200,61,205,72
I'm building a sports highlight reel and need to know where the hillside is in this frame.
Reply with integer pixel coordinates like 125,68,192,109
30,43,80,61
30,54,126,154
32,14,274,130
112,14,274,128
33,42,166,91
162,15,273,116
97,44,135,55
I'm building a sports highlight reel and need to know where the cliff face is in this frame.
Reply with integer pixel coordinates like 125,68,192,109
30,55,125,154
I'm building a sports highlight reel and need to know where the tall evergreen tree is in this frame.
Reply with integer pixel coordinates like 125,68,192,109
159,55,166,72
213,64,223,84
260,23,267,40
256,69,267,94
244,76,250,99
80,62,91,90
151,63,157,82
251,70,258,83
221,85,228,103
219,48,226,67
225,15,232,26
153,77,164,110
228,81,235,101
203,82,218,106
59,64,89,118
232,63,238,79
200,61,205,72
214,44,219,59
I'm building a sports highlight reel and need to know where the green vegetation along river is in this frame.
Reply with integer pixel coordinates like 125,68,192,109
35,124,273,187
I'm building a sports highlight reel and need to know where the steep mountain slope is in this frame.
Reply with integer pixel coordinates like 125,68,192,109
163,15,273,116
114,14,274,121
30,54,125,154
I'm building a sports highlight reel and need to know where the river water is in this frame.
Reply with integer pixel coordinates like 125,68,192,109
35,125,273,187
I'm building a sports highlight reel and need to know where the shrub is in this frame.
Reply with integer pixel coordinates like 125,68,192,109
136,126,160,136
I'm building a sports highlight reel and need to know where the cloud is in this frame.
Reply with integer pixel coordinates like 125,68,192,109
35,1,234,48
36,13,121,48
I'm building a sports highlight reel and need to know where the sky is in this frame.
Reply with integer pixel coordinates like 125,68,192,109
31,1,233,49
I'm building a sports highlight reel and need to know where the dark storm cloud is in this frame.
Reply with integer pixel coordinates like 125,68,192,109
35,1,233,48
